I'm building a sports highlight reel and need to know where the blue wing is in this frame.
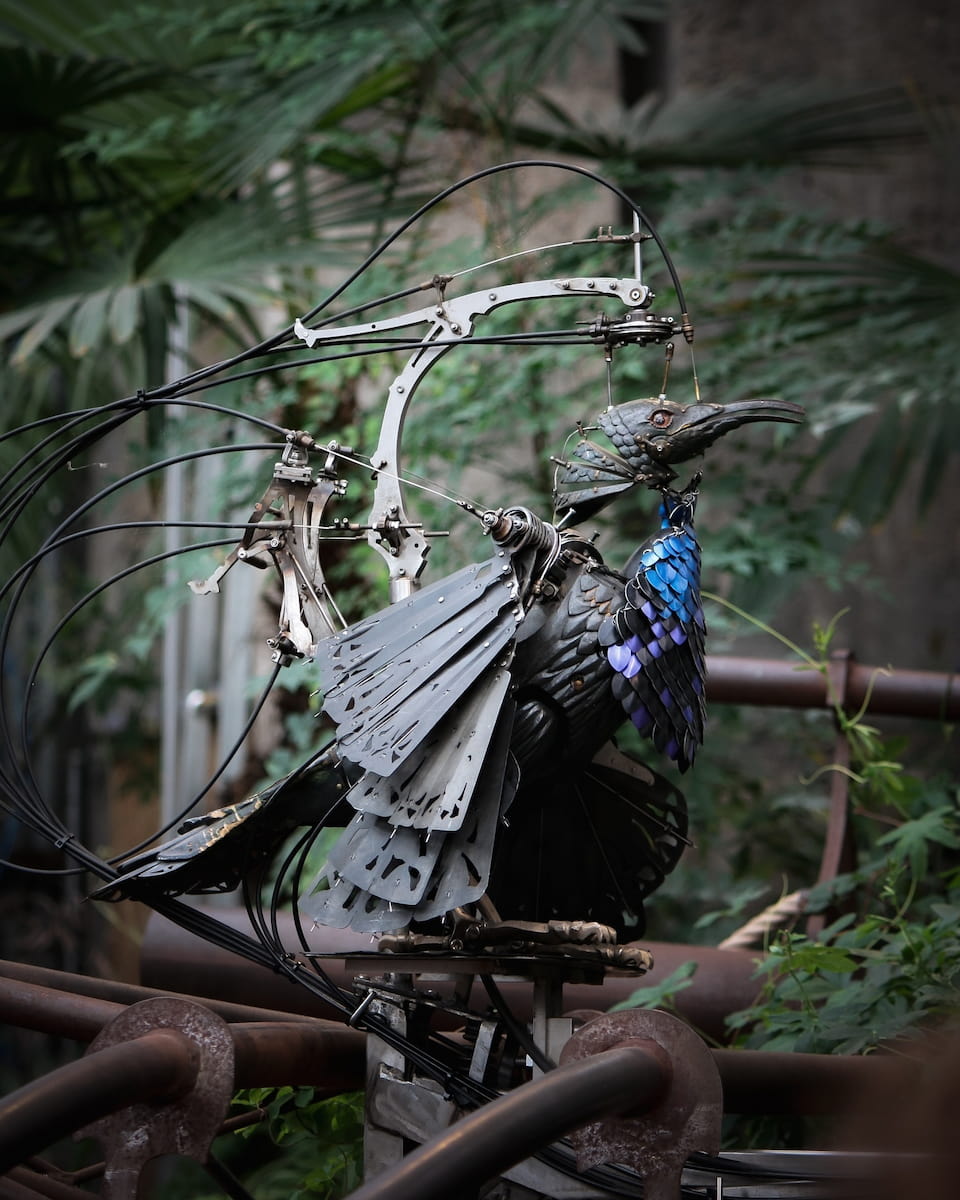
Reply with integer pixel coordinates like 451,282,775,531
599,519,706,771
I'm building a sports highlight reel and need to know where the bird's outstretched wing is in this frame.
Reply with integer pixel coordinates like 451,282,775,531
599,512,706,772
92,748,356,900
301,550,530,931
318,555,521,773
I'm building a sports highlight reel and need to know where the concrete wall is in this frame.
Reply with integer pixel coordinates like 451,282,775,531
667,1,958,675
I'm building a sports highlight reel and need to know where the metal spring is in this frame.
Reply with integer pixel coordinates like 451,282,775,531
489,507,560,556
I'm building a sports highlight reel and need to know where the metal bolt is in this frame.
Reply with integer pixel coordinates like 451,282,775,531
629,288,642,302
396,385,405,394
488,292,498,301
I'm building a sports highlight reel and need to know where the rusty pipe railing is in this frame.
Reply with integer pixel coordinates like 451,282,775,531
347,1041,671,1200
0,965,926,1198
0,957,321,1026
0,1029,199,1174
2,1164,98,1200
0,974,366,1174
705,654,958,719
711,1047,912,1115
0,970,914,1119
138,914,761,1042
0,975,366,1087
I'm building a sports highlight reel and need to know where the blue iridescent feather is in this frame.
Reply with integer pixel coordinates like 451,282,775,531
598,485,707,771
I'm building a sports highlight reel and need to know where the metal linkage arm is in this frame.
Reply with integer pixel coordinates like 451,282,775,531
298,276,653,599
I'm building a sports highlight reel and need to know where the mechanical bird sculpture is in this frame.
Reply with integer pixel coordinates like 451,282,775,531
298,395,801,947
90,395,801,964
1,162,803,979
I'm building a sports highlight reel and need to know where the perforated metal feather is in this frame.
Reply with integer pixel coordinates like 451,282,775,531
552,438,640,516
319,554,522,775
304,696,519,931
303,550,527,931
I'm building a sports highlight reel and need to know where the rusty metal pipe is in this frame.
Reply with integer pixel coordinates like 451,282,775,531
5,1165,106,1200
0,957,320,1026
706,655,958,719
345,1042,671,1200
0,1029,198,1174
712,1046,915,1115
0,974,363,1063
141,911,761,1042
230,1022,365,1091
0,1176,45,1200
0,975,122,1042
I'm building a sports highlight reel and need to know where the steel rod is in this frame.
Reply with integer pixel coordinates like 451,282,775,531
345,1042,670,1200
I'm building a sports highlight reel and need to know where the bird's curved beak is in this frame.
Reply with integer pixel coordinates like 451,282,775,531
647,397,805,463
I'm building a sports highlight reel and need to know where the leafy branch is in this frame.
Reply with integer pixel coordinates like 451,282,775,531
706,602,960,1059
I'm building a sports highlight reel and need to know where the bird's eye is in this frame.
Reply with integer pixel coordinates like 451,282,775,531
650,410,673,429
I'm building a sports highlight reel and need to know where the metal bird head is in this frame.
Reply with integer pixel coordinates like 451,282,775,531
554,395,804,520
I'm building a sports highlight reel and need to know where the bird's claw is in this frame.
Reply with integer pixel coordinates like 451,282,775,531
455,917,617,948
378,914,651,972
544,919,617,945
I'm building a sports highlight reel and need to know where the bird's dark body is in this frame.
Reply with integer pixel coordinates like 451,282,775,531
301,499,703,935
488,540,690,934
507,541,625,776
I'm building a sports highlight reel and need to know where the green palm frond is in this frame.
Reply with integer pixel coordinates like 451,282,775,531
0,170,420,371
440,83,921,171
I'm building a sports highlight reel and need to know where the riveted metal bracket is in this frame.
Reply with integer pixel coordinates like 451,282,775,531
76,997,235,1200
559,1008,722,1200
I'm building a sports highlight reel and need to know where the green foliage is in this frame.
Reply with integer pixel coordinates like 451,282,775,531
651,173,960,525
717,613,960,1059
729,856,960,1056
608,960,698,1014
163,1090,364,1200
230,1088,364,1199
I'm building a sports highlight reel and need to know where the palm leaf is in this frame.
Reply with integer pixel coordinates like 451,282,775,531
439,83,921,170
